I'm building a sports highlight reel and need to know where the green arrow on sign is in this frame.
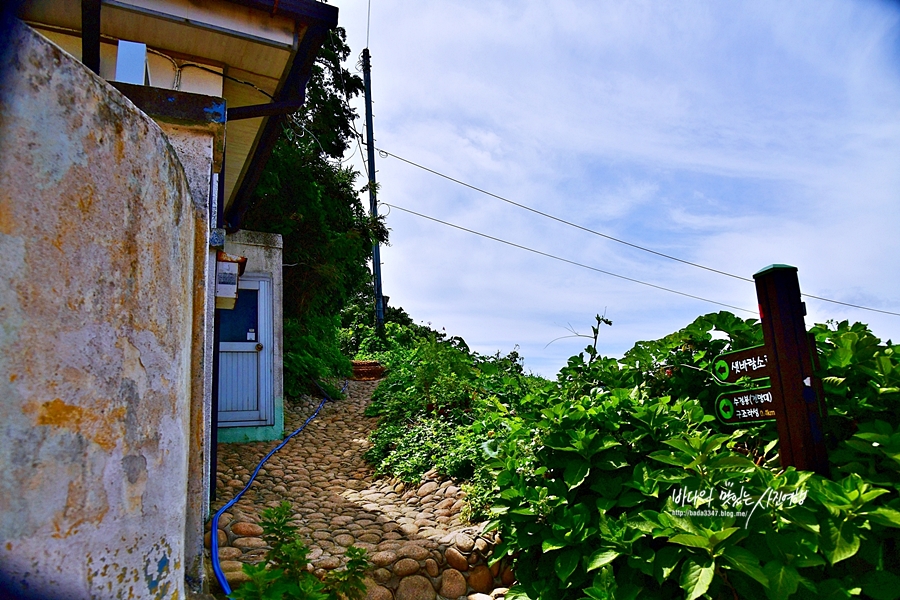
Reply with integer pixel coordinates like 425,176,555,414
714,359,730,382
718,396,734,420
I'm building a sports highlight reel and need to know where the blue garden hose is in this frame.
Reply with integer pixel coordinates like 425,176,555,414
211,381,349,596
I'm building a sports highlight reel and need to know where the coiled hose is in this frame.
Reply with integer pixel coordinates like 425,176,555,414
211,380,349,596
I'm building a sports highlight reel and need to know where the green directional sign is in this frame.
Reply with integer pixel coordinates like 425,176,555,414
711,344,771,384
715,386,778,425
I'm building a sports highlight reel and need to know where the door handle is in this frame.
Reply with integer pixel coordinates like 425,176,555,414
255,343,264,351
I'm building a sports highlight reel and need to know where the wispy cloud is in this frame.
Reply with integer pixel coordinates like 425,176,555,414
334,0,900,375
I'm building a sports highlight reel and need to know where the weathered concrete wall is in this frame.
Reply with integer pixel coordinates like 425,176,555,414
219,230,284,443
157,121,217,596
0,22,201,598
104,83,226,593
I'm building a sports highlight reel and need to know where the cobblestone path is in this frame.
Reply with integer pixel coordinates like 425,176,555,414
208,380,514,600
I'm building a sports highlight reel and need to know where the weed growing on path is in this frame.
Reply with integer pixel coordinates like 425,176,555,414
229,502,369,600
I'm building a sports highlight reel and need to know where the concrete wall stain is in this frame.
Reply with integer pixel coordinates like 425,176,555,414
0,21,208,599
27,398,127,452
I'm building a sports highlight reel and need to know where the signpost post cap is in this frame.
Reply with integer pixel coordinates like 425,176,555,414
753,264,797,278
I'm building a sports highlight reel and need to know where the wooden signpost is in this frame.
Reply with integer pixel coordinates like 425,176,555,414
711,265,829,476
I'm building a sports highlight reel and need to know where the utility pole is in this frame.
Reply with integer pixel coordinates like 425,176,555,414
362,48,385,332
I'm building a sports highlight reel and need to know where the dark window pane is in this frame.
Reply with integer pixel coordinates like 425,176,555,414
219,289,258,342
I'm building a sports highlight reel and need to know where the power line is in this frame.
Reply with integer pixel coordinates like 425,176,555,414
383,202,757,315
375,147,900,318
354,123,369,179
374,147,753,283
325,30,365,168
322,28,366,177
798,293,900,317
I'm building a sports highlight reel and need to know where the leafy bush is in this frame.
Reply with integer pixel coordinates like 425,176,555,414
365,334,479,424
356,322,543,518
487,315,900,600
229,501,369,600
354,310,900,599
283,316,351,399
812,321,900,451
339,296,433,359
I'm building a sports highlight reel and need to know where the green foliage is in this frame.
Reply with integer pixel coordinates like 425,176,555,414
355,321,543,519
283,316,351,399
350,308,900,599
365,418,463,481
228,502,369,600
365,334,478,424
241,29,383,390
339,293,432,359
487,315,900,600
322,547,369,600
243,27,379,320
811,321,900,451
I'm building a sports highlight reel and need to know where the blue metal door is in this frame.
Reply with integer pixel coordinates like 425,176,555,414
218,276,274,427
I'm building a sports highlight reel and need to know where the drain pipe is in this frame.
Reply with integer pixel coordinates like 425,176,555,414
210,381,348,596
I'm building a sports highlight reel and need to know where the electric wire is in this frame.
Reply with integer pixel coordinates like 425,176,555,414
374,147,900,318
326,29,367,169
23,24,275,99
382,202,756,315
354,125,370,179
145,47,179,88
354,0,375,180
37,20,896,317
348,54,370,179
328,29,369,178
36,29,275,99
284,114,328,159
793,293,900,317
211,381,350,596
374,147,753,283
341,142,360,165
181,62,274,99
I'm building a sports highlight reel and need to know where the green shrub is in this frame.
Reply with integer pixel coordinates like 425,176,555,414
356,322,543,519
339,300,434,359
488,316,900,600
812,321,900,450
364,418,463,482
364,334,479,425
283,315,351,399
240,28,381,403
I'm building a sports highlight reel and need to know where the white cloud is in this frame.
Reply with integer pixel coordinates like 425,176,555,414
334,0,900,377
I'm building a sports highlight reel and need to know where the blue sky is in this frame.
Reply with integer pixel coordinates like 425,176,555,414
331,0,900,377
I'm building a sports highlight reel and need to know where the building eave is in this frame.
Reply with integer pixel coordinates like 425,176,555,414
222,0,337,26
17,0,339,230
223,12,333,231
